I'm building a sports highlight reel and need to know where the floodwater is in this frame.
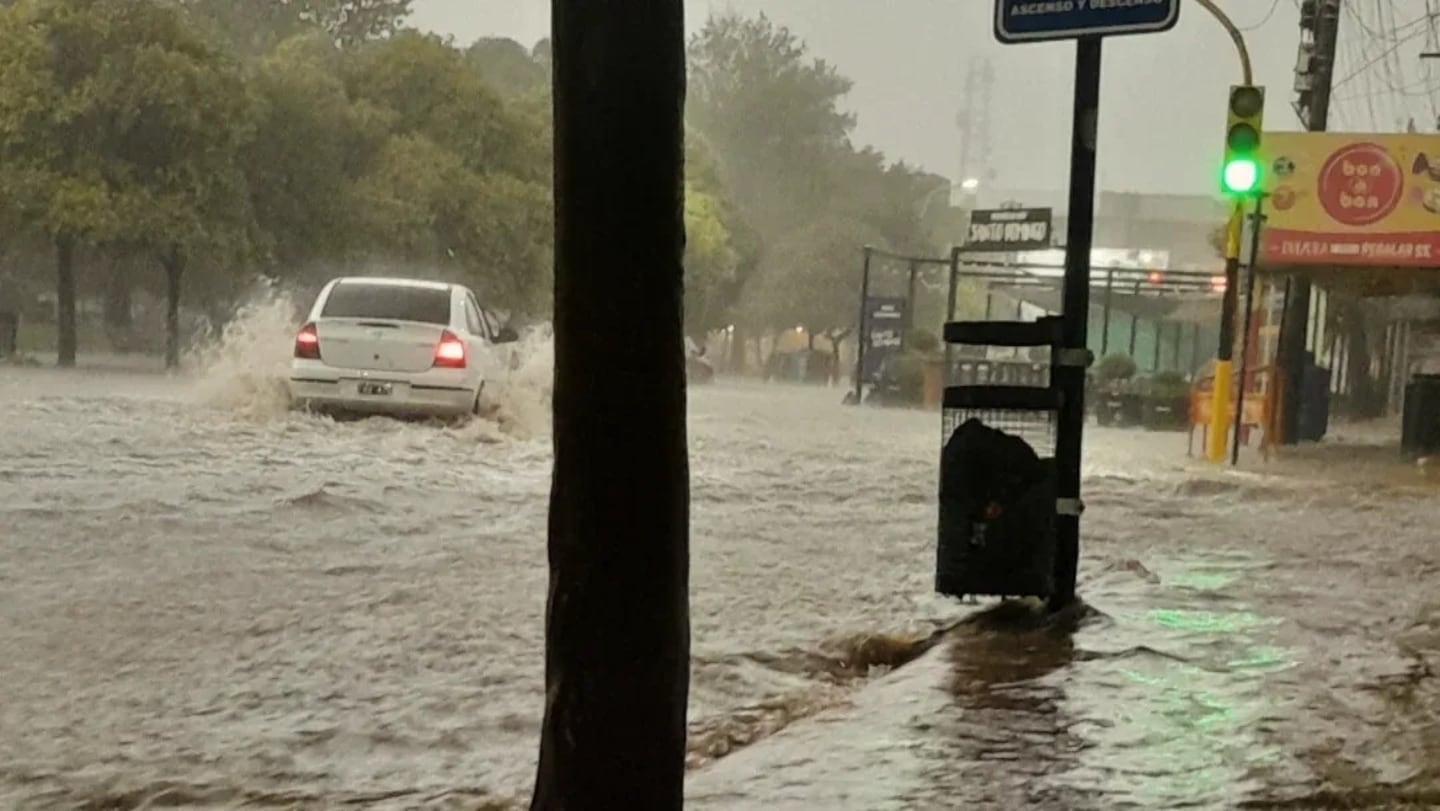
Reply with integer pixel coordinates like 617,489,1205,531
3,301,1440,809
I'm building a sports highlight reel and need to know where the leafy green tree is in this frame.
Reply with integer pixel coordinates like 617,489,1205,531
0,0,116,364
687,12,854,239
177,0,411,58
0,0,257,366
829,149,937,256
315,0,411,47
351,132,551,312
464,36,547,98
685,12,936,367
345,31,543,180
243,33,389,270
741,215,885,368
683,184,737,337
98,11,255,367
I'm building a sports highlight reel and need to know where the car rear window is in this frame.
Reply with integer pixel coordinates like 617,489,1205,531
321,283,452,324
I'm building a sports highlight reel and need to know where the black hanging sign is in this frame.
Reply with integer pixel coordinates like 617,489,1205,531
963,207,1053,253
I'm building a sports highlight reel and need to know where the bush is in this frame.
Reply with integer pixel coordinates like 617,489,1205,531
1096,353,1137,384
907,329,940,356
895,350,929,403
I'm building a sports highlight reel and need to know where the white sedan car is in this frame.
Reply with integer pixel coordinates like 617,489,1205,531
287,276,518,419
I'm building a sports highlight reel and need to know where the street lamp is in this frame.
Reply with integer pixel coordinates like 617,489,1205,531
919,179,976,222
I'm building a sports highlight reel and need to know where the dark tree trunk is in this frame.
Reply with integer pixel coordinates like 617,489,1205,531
55,234,77,368
162,246,184,370
532,0,689,809
103,258,133,331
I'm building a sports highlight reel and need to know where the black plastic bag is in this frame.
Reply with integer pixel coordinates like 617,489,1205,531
936,418,1056,599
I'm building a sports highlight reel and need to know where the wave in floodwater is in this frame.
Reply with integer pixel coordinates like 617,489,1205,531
185,284,554,438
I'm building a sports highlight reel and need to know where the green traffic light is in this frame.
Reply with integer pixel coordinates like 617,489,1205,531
1223,158,1259,194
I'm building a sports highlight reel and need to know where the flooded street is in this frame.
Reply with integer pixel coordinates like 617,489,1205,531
4,353,1440,809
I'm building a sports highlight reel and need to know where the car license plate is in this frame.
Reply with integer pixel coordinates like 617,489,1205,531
358,381,393,396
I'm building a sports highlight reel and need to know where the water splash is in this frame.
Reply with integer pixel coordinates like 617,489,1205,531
187,280,300,420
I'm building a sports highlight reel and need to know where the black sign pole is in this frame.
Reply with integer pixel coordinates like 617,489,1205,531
1100,267,1114,355
945,246,960,377
1052,35,1103,612
854,246,873,405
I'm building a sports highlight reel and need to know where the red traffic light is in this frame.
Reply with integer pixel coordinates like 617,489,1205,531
1146,270,1164,285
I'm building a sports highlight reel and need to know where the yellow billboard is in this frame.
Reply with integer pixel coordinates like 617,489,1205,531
1260,132,1440,267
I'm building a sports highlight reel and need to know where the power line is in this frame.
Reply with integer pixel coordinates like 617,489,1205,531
1331,17,1434,91
1238,0,1283,31
1328,1,1440,130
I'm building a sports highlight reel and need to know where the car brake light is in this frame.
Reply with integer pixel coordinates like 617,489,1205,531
434,329,466,368
294,323,320,359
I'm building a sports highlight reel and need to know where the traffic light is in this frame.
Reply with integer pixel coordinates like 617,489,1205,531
1221,84,1265,196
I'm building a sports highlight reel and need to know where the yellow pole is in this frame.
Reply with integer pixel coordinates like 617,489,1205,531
1192,0,1254,463
1206,203,1244,462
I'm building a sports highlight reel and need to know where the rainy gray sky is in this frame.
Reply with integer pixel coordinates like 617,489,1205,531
411,0,1440,197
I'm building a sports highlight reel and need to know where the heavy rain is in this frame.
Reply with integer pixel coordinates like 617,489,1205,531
4,1,1440,810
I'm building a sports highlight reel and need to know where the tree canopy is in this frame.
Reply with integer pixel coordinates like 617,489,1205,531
686,12,936,343
0,1,936,369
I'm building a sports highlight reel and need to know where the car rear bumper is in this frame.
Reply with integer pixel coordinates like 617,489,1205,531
288,374,474,418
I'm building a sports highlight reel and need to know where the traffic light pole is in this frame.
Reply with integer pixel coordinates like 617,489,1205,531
1206,202,1244,462
1194,0,1253,85
1195,0,1255,464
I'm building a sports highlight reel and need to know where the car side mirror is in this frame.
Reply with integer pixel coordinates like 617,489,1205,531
495,326,520,344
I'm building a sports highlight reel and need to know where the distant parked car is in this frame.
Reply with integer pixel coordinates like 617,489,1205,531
287,277,518,419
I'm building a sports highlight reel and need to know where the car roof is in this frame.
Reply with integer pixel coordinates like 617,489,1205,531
330,276,454,292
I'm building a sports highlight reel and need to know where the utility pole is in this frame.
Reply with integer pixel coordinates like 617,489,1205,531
1278,0,1342,444
533,0,689,807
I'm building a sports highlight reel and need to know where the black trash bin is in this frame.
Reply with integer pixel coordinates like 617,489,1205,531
1402,374,1440,455
936,418,1056,600
1296,361,1331,443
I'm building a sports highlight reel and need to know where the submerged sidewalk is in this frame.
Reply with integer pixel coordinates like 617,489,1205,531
685,603,1104,811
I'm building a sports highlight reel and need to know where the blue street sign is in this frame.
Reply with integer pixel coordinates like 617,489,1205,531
995,0,1180,44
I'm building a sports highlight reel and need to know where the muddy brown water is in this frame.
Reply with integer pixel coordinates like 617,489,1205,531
3,359,1439,810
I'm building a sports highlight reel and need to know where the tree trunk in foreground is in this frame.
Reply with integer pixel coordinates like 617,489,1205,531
55,234,77,368
531,1,689,809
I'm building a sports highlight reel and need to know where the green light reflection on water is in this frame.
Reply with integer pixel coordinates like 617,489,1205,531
1089,610,1299,806
1145,607,1280,635
1166,570,1237,591
1227,645,1298,672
